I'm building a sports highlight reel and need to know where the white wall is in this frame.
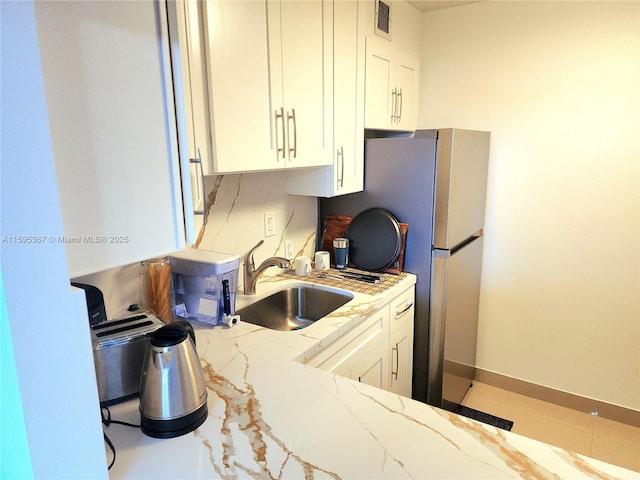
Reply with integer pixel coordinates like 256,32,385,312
418,0,640,410
359,0,422,58
1,1,107,476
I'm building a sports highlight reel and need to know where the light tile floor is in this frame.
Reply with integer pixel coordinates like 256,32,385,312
461,381,640,473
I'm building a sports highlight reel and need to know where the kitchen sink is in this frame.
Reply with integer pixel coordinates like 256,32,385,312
237,286,353,331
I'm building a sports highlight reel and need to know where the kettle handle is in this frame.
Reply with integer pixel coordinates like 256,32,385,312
174,320,196,346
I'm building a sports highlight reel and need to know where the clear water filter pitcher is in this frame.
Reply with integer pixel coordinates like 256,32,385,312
168,249,240,326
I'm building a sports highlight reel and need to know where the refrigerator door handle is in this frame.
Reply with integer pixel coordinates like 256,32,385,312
450,229,483,255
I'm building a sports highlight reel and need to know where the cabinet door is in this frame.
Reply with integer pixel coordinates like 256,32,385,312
394,51,419,131
390,322,413,397
389,286,415,397
36,1,186,277
285,0,363,197
364,35,419,131
312,305,389,373
332,362,352,380
168,0,209,243
204,0,281,172
333,0,364,195
352,338,389,391
364,36,395,129
278,0,332,169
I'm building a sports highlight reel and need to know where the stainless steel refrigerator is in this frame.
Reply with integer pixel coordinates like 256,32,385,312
319,128,490,411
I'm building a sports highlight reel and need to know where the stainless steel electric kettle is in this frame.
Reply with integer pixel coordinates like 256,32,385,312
139,321,208,438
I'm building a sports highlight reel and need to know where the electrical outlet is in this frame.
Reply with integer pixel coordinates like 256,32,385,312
285,239,294,260
264,212,275,237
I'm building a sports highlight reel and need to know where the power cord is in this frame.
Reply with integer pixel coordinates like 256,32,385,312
101,406,140,470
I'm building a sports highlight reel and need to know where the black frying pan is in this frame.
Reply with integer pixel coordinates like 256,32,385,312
346,208,402,272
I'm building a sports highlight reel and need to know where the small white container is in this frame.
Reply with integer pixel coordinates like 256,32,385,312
294,256,312,276
314,251,330,270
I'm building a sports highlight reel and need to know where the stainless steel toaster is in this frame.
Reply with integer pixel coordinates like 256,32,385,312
91,312,165,405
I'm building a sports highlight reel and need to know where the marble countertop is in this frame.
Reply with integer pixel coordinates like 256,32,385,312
106,273,638,479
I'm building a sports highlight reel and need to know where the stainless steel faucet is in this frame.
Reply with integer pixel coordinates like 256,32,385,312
243,240,290,295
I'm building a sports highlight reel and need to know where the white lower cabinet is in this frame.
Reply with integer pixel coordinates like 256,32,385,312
308,285,414,398
389,287,415,397
350,337,390,390
389,326,413,396
309,304,389,377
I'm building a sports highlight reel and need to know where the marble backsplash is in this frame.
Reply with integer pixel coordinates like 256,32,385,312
72,171,318,318
196,171,317,263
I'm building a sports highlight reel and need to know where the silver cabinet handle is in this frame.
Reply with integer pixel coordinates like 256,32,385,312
394,87,401,123
286,108,297,159
398,88,403,123
275,107,285,161
395,302,413,318
337,146,345,188
391,87,397,123
293,109,297,158
190,147,205,217
392,343,399,380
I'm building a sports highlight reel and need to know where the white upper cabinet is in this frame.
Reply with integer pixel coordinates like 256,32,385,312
362,0,421,132
202,0,332,174
169,0,213,239
364,34,419,131
286,0,364,197
274,0,333,169
203,0,276,173
364,36,394,128
394,50,419,130
333,0,365,195
179,0,421,187
35,1,189,277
